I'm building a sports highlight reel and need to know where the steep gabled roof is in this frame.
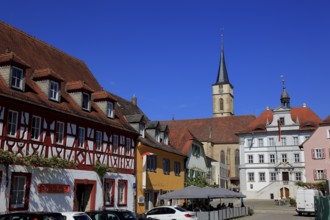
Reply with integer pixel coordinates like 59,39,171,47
321,115,330,125
161,115,256,144
168,128,196,155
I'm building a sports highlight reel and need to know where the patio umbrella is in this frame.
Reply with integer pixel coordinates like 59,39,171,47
159,185,208,199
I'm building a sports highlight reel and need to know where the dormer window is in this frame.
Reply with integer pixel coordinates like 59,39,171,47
155,129,160,142
82,92,91,111
139,123,145,137
49,80,60,101
10,67,24,90
279,117,285,125
107,101,114,118
163,132,168,145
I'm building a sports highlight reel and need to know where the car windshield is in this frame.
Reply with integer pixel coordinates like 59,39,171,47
118,212,136,220
73,215,91,220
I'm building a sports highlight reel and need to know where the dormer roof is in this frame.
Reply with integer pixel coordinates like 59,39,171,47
0,51,31,68
126,114,145,123
66,80,94,93
92,90,117,102
33,68,64,81
146,121,160,129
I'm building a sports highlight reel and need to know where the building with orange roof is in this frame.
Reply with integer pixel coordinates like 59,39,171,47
237,80,322,199
0,21,139,212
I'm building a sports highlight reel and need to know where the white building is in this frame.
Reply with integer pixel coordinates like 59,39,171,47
238,83,321,199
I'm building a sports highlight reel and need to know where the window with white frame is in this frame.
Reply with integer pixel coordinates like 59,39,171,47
163,158,170,175
55,121,64,144
125,137,131,155
82,92,90,111
270,154,275,163
259,172,265,182
31,116,41,140
95,131,102,150
293,136,299,145
258,138,264,147
107,102,114,118
314,169,327,180
295,172,302,181
113,135,118,153
118,180,127,206
104,179,115,206
312,148,325,159
174,161,181,176
270,172,276,181
49,80,60,101
7,110,18,137
78,127,85,147
248,172,254,182
248,155,253,164
259,154,264,163
281,137,286,146
10,172,31,210
294,153,300,163
10,67,24,90
282,154,287,162
247,139,253,147
268,137,275,146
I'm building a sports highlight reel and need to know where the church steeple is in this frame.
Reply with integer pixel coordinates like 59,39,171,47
280,76,290,108
212,31,234,117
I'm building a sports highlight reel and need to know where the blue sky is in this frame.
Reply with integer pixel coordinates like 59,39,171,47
1,0,329,120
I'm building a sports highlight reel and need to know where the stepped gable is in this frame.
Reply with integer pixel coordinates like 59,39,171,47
239,107,322,134
0,21,136,132
161,115,256,144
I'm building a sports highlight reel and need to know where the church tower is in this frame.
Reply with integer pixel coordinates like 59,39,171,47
212,33,234,117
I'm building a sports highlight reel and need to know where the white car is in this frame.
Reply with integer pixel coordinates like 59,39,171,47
145,206,198,220
61,212,92,220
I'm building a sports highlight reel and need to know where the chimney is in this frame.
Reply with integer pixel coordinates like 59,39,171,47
132,94,137,106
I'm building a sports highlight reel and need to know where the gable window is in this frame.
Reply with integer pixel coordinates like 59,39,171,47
49,80,60,101
82,92,90,111
10,67,24,90
155,129,160,142
279,117,285,125
312,148,325,159
139,124,145,137
55,121,64,144
248,155,253,164
270,154,275,163
9,172,31,211
163,159,170,175
78,127,85,147
174,161,181,176
117,180,127,206
314,169,327,180
95,131,102,150
113,135,118,153
163,132,169,145
31,116,41,141
7,110,18,137
125,137,131,155
104,179,115,207
107,102,114,118
192,145,200,157
147,155,157,172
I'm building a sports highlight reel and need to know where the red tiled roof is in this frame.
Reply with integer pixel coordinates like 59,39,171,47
161,115,256,144
239,107,322,133
33,68,64,81
321,115,330,125
92,91,118,102
0,21,136,133
0,51,31,68
168,128,195,155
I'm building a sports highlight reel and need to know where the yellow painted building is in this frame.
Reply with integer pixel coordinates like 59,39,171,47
135,140,186,214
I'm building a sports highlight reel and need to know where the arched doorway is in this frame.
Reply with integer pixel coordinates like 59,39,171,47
280,187,290,199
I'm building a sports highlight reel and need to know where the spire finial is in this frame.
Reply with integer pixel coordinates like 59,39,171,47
280,74,290,108
220,27,224,50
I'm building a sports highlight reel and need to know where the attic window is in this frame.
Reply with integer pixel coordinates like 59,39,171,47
279,117,285,125
82,92,91,111
10,67,24,90
139,123,145,137
107,101,114,118
49,80,60,102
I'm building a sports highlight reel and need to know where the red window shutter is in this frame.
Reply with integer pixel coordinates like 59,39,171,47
322,148,325,159
324,169,327,179
313,169,317,180
312,149,315,159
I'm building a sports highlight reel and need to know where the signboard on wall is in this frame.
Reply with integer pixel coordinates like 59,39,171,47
37,184,71,194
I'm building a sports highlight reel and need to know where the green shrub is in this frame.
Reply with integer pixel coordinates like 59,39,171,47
289,197,296,207
248,207,254,216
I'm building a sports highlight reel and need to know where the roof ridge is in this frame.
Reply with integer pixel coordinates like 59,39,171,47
0,20,85,65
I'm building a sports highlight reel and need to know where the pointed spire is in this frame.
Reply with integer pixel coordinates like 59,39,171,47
280,75,290,108
215,29,231,86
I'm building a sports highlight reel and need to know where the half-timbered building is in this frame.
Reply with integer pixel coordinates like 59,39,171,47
0,21,139,212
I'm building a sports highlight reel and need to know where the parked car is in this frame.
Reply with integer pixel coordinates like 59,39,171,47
61,212,91,220
0,212,65,220
86,210,136,220
145,206,197,220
